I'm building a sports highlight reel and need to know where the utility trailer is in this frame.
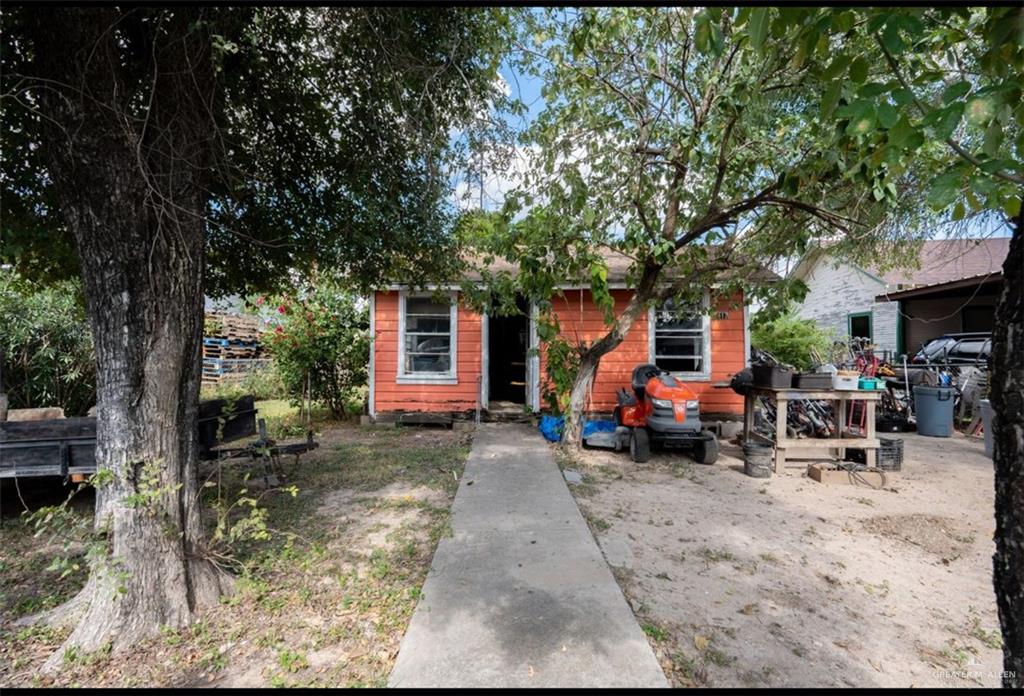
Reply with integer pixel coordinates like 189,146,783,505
1,395,315,481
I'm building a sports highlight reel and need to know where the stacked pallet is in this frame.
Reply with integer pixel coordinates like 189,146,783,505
202,312,265,385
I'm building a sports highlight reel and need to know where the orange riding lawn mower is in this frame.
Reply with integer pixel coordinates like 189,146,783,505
585,364,719,465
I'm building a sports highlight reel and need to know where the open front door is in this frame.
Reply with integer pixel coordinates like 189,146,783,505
487,296,529,408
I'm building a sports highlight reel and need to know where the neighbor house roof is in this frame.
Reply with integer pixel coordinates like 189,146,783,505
868,238,1010,287
874,271,1004,302
461,247,779,285
790,237,1010,291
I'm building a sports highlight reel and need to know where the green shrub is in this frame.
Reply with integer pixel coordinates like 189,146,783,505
0,272,96,416
751,309,834,371
261,282,369,419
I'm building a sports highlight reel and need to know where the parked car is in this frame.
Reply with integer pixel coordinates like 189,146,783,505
911,332,992,365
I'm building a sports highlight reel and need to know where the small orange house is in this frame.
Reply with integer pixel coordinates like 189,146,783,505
369,255,772,423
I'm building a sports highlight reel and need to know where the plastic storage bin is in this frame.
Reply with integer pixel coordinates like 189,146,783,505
752,365,794,388
833,373,859,391
794,372,833,389
914,386,954,437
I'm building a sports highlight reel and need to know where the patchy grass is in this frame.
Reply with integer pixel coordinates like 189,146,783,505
0,422,471,688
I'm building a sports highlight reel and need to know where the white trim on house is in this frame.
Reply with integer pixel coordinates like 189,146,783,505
396,289,458,385
743,301,751,368
480,309,489,410
368,293,376,417
647,290,712,381
528,301,540,412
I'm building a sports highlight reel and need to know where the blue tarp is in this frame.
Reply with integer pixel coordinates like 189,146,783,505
582,419,617,438
539,415,565,442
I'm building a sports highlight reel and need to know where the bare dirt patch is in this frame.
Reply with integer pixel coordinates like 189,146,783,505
565,431,1001,688
0,421,471,688
862,513,976,562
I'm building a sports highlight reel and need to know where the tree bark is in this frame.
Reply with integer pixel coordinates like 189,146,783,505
992,208,1023,688
25,8,229,660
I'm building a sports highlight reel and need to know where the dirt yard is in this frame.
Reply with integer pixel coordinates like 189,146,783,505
0,420,471,688
567,430,1003,688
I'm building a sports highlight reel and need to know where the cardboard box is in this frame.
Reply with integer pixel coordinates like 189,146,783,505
807,463,887,487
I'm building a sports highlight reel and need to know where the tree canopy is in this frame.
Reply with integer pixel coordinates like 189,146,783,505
1,6,511,295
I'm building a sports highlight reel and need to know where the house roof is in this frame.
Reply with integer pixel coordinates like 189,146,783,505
461,248,779,285
874,271,1003,302
868,238,1010,287
790,237,1010,291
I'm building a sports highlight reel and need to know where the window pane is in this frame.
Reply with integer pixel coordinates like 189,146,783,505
656,335,702,358
406,297,449,315
655,311,702,330
406,315,450,334
403,295,453,375
405,353,451,373
657,356,702,373
654,298,705,373
406,335,451,354
850,315,871,340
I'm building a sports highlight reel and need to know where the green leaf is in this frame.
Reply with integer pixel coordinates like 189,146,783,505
926,170,961,210
881,22,905,54
983,120,1004,158
942,81,971,104
820,81,842,117
887,116,917,148
857,82,888,98
822,54,850,80
891,88,915,107
848,57,870,84
877,102,898,129
1005,197,1022,218
694,15,711,53
748,8,769,51
934,102,965,140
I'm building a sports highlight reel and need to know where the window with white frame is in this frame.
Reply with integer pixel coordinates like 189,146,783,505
399,293,457,380
651,295,710,377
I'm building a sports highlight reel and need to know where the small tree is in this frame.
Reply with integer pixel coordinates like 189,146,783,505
483,7,925,446
263,285,369,419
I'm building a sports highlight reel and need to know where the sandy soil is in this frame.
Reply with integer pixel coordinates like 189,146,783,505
569,430,1003,688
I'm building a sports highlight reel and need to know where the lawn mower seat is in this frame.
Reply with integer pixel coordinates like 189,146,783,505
632,363,662,400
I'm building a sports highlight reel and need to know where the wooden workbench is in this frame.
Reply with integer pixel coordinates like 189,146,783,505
742,386,880,470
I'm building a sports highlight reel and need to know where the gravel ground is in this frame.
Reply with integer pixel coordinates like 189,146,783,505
568,429,1003,688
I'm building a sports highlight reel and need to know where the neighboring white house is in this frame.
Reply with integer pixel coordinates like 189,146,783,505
789,238,1010,358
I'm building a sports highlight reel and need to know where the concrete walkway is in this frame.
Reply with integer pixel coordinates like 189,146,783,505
388,424,667,688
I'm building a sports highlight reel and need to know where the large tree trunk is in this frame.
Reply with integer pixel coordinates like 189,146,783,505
25,8,229,659
992,208,1023,688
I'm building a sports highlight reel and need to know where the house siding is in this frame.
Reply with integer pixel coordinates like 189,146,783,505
545,290,745,415
371,288,748,418
794,254,899,355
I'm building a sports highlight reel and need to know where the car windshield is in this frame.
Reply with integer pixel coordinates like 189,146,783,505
921,338,955,359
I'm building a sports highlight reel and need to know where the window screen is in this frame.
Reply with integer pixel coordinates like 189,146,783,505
653,298,707,374
403,297,452,374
